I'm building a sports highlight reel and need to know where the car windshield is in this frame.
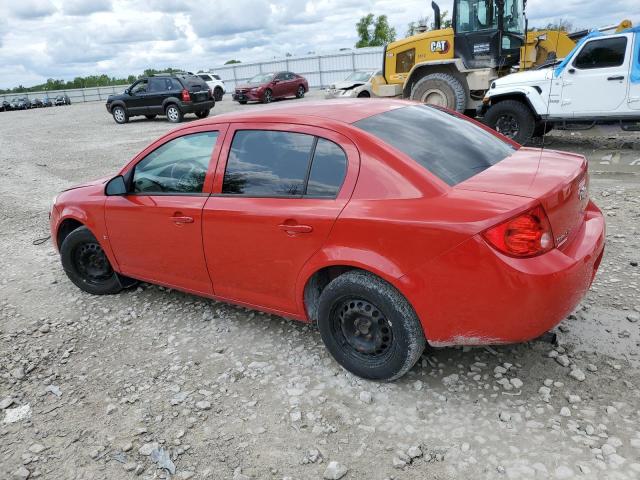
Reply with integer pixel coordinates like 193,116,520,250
345,71,373,82
354,105,516,186
248,73,274,84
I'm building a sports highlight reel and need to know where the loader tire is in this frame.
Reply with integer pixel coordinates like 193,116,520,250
410,73,466,112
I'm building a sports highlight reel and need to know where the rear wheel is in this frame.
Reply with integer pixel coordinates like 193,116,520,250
410,73,466,112
60,227,123,295
112,106,128,124
357,91,371,98
195,109,210,119
484,100,536,145
317,270,425,381
296,85,305,98
145,114,157,120
263,89,273,103
213,87,224,101
533,121,554,138
165,104,183,123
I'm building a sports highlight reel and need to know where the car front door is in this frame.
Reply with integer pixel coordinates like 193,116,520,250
202,124,359,315
145,77,168,114
127,79,150,115
105,126,227,294
272,73,287,98
559,35,630,116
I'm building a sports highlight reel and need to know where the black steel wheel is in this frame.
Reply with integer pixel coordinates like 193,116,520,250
60,226,124,295
484,99,536,145
317,270,425,381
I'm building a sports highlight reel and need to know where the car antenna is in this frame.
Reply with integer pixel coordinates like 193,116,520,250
540,24,563,160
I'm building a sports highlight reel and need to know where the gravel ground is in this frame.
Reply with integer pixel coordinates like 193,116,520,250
1,91,640,480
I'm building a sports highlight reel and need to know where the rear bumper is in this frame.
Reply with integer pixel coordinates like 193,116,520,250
400,201,605,346
180,100,214,113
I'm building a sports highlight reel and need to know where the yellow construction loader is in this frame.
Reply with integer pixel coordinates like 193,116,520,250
373,0,632,113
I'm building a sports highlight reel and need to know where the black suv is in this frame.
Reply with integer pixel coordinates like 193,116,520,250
106,74,214,124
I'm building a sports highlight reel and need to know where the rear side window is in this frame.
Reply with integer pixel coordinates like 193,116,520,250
223,131,315,196
222,131,347,197
354,105,515,186
574,37,627,69
306,139,347,197
199,74,212,81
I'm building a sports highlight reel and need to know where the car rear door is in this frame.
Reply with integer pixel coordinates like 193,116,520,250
105,125,228,294
201,123,359,315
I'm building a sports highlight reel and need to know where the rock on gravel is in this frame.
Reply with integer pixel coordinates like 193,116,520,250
569,369,586,381
3,404,31,424
323,461,348,479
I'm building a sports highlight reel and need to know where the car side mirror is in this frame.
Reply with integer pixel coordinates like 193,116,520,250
105,175,128,196
124,88,131,95
272,79,280,84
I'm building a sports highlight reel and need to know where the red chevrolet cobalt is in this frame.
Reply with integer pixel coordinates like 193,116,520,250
50,100,605,381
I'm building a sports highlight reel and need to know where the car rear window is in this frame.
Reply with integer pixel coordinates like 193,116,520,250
354,105,515,186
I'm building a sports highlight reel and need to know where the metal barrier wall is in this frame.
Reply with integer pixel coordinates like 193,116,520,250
0,47,385,103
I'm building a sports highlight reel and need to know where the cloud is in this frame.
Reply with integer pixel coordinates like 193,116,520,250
62,0,113,16
9,0,56,19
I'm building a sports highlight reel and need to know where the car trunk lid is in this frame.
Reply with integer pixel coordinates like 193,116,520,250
457,147,589,248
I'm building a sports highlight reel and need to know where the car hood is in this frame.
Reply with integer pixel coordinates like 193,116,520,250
329,81,368,90
107,93,128,102
63,176,111,192
493,68,552,88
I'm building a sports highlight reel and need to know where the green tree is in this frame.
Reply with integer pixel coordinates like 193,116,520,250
406,16,430,36
356,14,396,48
224,59,241,64
431,10,452,29
544,19,573,32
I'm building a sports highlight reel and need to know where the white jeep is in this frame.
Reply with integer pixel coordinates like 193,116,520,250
482,27,640,144
196,72,227,101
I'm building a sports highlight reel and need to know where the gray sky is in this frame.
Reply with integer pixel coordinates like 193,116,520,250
0,0,638,89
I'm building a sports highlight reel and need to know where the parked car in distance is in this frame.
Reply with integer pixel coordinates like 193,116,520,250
197,72,226,101
50,99,604,381
42,95,53,107
31,98,43,108
233,71,308,104
105,73,214,124
0,100,9,111
54,94,71,106
12,96,31,109
325,70,380,99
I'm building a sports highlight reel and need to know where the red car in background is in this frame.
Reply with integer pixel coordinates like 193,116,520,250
49,100,605,381
233,71,308,104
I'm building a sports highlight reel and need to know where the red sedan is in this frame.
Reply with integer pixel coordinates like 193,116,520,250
232,71,308,104
50,100,605,381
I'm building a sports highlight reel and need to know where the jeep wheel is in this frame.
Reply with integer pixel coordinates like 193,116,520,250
165,104,183,123
410,73,466,112
484,100,536,145
112,106,128,124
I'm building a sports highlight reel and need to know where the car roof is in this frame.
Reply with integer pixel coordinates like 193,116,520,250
200,99,414,126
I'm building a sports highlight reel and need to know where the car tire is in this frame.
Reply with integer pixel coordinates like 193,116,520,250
145,114,157,120
165,104,183,123
533,121,554,138
296,85,306,98
357,91,371,98
195,109,210,119
263,89,273,103
238,100,248,105
317,270,426,381
484,100,536,145
60,226,124,295
112,106,129,124
214,87,224,101
410,73,466,112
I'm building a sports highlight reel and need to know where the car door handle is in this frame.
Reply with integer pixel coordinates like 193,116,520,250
607,76,624,81
171,215,194,224
278,223,313,234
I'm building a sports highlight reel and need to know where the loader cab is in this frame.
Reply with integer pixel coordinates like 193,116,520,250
452,0,525,70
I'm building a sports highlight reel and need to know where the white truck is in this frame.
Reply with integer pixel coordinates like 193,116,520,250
481,26,640,144
196,72,227,101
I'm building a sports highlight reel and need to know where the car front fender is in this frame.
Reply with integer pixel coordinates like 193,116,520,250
485,85,547,117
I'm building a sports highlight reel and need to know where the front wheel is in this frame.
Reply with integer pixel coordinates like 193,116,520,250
262,89,273,103
112,106,128,124
60,227,123,295
195,109,210,119
165,104,183,123
410,73,466,112
484,100,536,145
317,270,426,381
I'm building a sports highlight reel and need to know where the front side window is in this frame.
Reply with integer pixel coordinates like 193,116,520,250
396,49,415,74
354,105,515,186
574,37,627,70
222,130,315,196
130,79,148,94
133,132,219,194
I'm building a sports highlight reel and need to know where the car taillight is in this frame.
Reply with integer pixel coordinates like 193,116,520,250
181,89,191,102
483,205,554,258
